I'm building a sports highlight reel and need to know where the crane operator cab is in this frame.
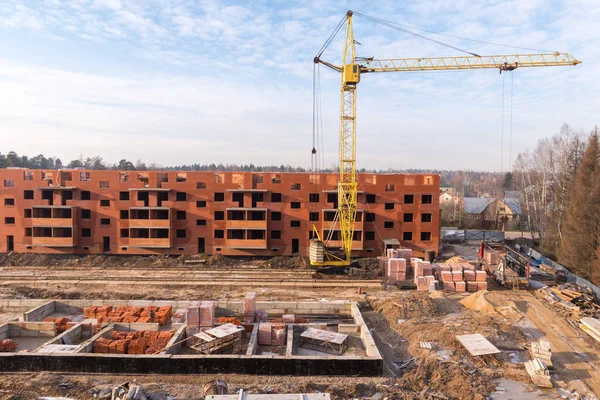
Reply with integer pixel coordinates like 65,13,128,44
343,64,360,85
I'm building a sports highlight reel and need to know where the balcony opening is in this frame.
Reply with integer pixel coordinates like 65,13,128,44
214,211,224,220
151,228,169,239
324,211,336,222
232,192,244,207
176,173,187,183
252,174,263,189
248,210,266,221
248,230,265,240
323,230,341,241
137,191,149,206
41,190,53,205
120,210,129,219
251,192,263,208
354,231,362,240
120,229,129,238
131,228,149,238
157,191,168,206
137,173,149,187
53,227,73,238
327,193,338,208
131,209,149,220
61,190,73,205
153,209,169,220
176,192,186,201
80,191,90,201
227,229,245,239
228,210,244,220
33,227,52,237
157,173,168,188
366,194,376,203
33,208,52,218
80,172,90,182
24,209,32,218
53,208,72,219
25,228,32,237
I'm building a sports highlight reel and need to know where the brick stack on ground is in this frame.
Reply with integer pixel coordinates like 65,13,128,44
93,330,175,355
84,305,173,327
382,248,414,283
434,262,487,292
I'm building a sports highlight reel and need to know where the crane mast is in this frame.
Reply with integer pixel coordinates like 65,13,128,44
310,10,580,267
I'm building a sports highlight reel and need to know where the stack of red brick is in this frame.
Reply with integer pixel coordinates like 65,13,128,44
0,339,17,352
258,323,287,346
84,305,173,327
243,292,256,323
43,317,73,332
435,263,487,292
93,330,175,354
413,259,438,291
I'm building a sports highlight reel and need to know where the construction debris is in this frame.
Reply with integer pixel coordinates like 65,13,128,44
580,317,600,343
110,380,147,400
540,283,600,318
530,339,553,368
0,338,17,352
524,358,553,388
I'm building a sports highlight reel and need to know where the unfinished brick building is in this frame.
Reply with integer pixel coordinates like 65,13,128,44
0,169,440,257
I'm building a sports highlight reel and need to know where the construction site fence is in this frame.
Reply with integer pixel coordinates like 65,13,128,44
441,229,504,242
524,246,600,299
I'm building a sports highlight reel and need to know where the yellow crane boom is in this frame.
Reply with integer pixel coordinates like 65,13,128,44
309,10,581,267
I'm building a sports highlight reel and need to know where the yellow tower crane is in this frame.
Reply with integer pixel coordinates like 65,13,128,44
309,10,581,267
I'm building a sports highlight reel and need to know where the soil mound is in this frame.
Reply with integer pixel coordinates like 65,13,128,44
460,290,495,312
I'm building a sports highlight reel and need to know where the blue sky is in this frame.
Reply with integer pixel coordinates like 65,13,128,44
0,0,597,171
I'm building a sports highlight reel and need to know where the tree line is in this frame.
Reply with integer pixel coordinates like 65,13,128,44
513,124,600,285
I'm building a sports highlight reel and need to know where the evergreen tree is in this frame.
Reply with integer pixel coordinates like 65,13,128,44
559,129,600,280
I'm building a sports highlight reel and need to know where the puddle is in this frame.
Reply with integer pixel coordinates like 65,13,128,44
491,378,551,399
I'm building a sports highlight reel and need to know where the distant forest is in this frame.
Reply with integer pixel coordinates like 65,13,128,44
0,150,503,190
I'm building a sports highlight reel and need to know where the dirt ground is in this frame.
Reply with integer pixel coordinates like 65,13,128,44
0,254,599,399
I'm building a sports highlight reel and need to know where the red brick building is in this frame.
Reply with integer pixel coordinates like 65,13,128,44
0,169,440,257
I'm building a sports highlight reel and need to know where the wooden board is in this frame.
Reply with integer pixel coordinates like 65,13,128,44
301,328,347,345
456,334,501,356
205,323,245,339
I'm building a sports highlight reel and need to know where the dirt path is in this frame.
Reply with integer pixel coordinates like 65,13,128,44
488,291,600,397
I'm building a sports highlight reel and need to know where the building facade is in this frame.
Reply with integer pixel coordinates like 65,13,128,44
0,169,440,257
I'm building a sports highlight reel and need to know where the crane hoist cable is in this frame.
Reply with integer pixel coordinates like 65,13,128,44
501,72,505,173
509,72,515,170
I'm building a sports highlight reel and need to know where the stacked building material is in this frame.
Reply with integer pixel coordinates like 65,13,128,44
0,339,17,352
255,310,268,323
128,337,148,354
186,306,200,326
413,260,436,291
108,339,130,354
387,258,408,283
93,338,112,353
377,257,388,276
455,281,466,292
282,314,295,323
244,292,256,321
258,323,272,345
271,324,287,346
154,306,172,325
43,317,72,332
200,301,215,327
444,281,456,291
172,309,186,324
